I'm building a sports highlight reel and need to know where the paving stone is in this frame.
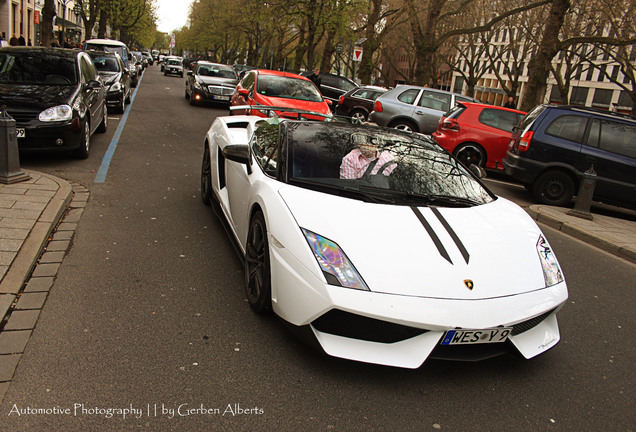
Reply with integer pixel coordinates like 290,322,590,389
0,354,21,381
4,310,41,330
39,251,65,264
24,277,54,292
0,331,31,354
0,239,23,252
52,230,73,241
0,228,29,240
0,382,9,401
0,218,35,230
15,292,47,310
56,223,77,232
47,240,70,252
31,263,60,278
0,252,16,266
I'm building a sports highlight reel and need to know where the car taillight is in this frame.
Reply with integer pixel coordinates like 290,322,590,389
373,101,382,112
440,118,459,131
338,96,345,105
518,131,533,152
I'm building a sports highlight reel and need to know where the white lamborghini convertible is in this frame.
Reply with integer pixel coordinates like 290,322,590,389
200,110,568,368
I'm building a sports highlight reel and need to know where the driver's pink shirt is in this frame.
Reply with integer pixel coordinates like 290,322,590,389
339,148,396,179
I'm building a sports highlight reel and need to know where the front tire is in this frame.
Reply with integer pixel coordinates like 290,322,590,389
201,144,213,205
97,105,108,133
533,170,575,207
350,109,367,124
74,120,90,159
245,211,272,314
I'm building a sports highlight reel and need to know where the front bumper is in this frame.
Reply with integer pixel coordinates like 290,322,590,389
165,68,183,76
270,243,567,368
191,86,233,104
16,121,83,152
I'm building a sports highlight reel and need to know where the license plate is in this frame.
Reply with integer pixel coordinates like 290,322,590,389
16,128,25,138
213,95,229,101
440,328,512,345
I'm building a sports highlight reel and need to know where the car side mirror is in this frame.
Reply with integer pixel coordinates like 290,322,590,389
238,88,249,97
325,99,332,105
469,164,486,179
222,145,252,174
86,79,102,89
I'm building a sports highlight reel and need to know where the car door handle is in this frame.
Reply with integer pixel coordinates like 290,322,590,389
414,111,424,115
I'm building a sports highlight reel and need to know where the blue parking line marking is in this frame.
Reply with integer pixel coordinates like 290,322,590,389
94,73,143,183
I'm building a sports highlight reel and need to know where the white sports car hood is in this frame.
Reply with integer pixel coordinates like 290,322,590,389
279,186,552,300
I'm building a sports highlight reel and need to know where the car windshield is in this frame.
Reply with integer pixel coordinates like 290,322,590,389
91,56,120,72
257,75,323,102
0,52,78,85
286,122,494,207
166,60,181,66
196,65,236,79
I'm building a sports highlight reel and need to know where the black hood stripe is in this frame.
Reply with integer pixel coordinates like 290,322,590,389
431,207,470,264
411,207,452,264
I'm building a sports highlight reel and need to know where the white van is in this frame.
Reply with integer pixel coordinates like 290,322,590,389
83,39,132,70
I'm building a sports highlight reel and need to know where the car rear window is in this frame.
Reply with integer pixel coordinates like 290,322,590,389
478,108,522,132
519,105,547,130
545,115,588,142
445,105,466,119
397,89,420,105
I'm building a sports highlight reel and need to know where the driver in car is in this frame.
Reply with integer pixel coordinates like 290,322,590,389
340,133,396,179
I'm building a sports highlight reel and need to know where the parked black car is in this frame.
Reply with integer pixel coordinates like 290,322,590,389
186,61,238,106
86,50,131,114
0,47,108,159
503,105,636,209
334,85,387,123
301,71,358,108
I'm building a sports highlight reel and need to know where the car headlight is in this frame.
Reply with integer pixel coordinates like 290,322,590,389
39,105,73,122
536,235,563,287
194,81,202,90
109,82,121,92
302,228,369,290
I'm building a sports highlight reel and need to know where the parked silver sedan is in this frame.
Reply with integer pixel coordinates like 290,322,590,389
369,85,477,134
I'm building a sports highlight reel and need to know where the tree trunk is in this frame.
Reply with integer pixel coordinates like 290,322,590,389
521,0,571,111
41,0,56,47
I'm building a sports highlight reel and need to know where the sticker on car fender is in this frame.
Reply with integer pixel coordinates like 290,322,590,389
440,328,512,345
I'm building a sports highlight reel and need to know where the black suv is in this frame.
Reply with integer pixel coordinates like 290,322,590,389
301,72,358,108
503,105,636,209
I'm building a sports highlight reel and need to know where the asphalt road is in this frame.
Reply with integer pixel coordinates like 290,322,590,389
3,66,635,431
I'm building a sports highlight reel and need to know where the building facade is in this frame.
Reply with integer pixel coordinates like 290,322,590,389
1,0,82,47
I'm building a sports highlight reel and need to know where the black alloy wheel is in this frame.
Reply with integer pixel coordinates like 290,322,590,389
533,170,576,207
245,211,272,313
454,143,486,168
200,144,213,205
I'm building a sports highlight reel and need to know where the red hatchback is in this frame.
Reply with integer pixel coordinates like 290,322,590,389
432,102,526,170
230,69,332,121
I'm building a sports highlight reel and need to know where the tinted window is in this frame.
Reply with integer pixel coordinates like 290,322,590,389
418,90,450,112
196,64,237,79
80,55,96,82
596,119,636,158
91,56,120,72
334,76,356,92
456,96,474,104
445,105,466,119
0,52,78,84
352,89,384,100
397,89,420,105
545,115,588,142
251,122,280,177
478,108,521,132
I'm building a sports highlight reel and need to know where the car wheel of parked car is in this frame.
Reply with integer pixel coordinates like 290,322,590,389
189,94,197,106
75,120,91,159
454,142,486,168
390,120,418,133
201,144,213,206
533,170,575,207
245,211,272,314
350,110,367,124
185,89,189,99
125,93,131,104
117,96,125,114
97,105,108,133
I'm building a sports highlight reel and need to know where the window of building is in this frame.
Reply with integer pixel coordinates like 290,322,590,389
549,85,562,103
617,91,634,109
591,88,612,108
570,87,589,105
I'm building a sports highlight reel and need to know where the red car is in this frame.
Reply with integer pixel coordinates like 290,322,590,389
230,69,332,121
432,102,526,170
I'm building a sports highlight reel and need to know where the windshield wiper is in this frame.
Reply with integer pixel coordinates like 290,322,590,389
425,194,481,206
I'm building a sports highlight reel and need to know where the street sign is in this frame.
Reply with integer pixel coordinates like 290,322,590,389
353,47,363,62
